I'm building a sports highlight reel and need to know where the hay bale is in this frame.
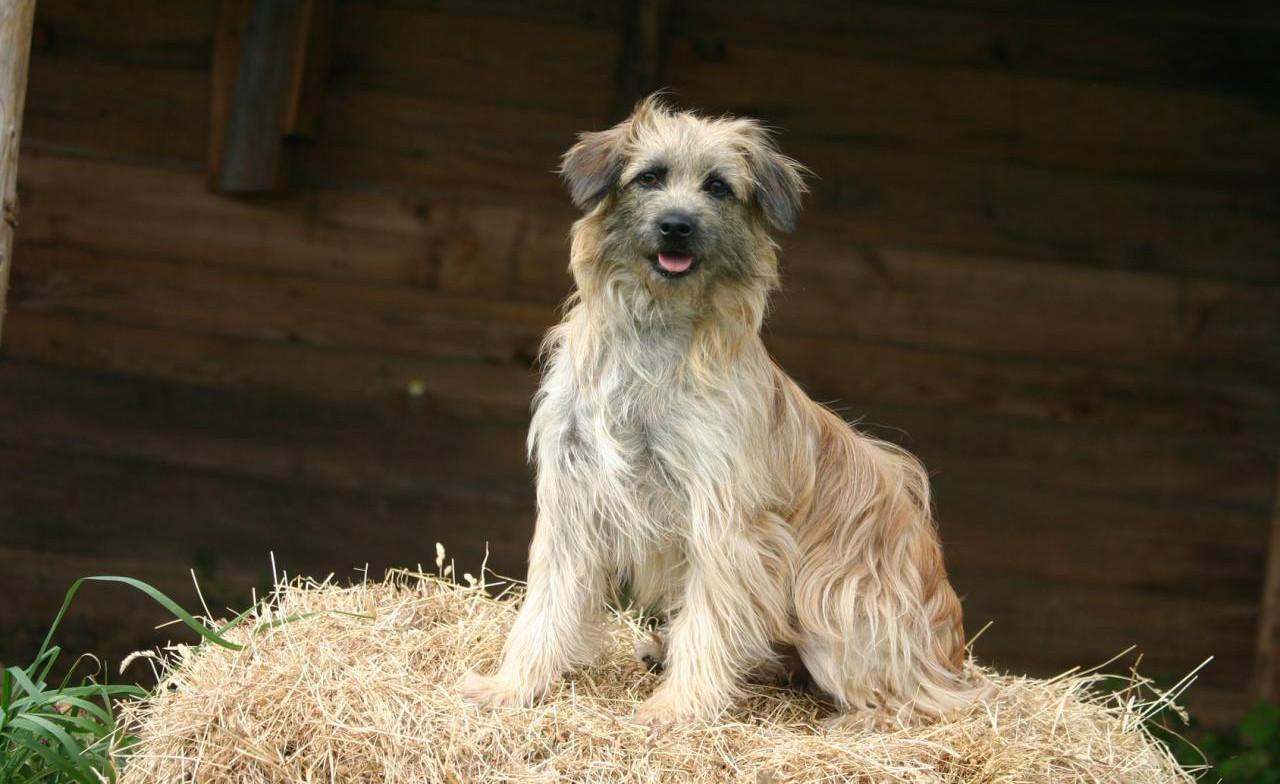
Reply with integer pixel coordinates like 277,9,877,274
115,568,1196,783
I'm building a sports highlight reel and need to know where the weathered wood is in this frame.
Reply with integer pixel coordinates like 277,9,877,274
212,0,298,191
282,0,333,137
16,151,573,299
613,0,670,118
6,244,551,364
208,0,250,186
0,428,1257,724
2,311,538,424
23,57,209,164
7,0,1279,729
10,180,1278,376
0,356,1269,527
0,442,531,580
0,359,535,505
289,88,1280,283
210,0,328,192
953,566,1254,726
1254,466,1280,701
6,308,1275,446
668,1,1280,94
0,0,36,345
664,38,1280,184
329,3,617,121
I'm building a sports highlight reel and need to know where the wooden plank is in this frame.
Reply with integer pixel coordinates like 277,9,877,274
0,359,535,505
2,311,537,424
0,0,36,345
953,568,1254,726
788,143,1280,284
329,4,618,120
0,351,1269,522
767,334,1276,446
23,57,209,164
30,0,215,70
288,87,1280,283
884,0,1280,34
339,0,623,31
11,181,1277,376
864,402,1275,511
663,38,1280,184
0,442,531,582
6,244,552,364
210,0,332,192
0,546,216,675
294,89,592,203
208,0,249,187
0,359,1262,726
211,0,306,192
0,437,533,671
4,308,1275,450
282,0,334,137
16,151,573,298
613,0,670,118
669,1,1280,97
773,239,1280,376
1253,466,1280,701
936,477,1267,595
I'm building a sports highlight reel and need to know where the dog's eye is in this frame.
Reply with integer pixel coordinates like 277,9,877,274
637,171,662,188
703,178,730,199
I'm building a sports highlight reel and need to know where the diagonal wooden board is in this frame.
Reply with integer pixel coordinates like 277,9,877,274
0,0,36,346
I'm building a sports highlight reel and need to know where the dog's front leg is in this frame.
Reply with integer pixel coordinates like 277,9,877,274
634,528,783,726
460,513,606,709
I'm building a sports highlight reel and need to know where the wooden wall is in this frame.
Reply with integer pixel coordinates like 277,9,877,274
1,0,1277,725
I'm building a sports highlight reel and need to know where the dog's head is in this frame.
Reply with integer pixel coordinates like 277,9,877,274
560,96,808,306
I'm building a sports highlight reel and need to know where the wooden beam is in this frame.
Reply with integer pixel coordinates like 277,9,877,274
613,0,670,119
0,0,36,346
282,0,333,138
1253,464,1280,701
209,0,333,194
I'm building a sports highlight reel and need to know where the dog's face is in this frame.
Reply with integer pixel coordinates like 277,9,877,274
560,97,807,297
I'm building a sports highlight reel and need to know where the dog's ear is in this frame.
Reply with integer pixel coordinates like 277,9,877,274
560,122,628,211
741,125,809,233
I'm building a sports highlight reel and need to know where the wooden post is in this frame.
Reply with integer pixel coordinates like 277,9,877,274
0,0,37,346
1253,465,1280,701
209,0,333,194
613,0,670,120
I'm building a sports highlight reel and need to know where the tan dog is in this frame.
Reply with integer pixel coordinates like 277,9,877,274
461,96,977,726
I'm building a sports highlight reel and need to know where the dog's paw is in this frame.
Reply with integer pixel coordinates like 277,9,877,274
633,686,700,727
458,671,528,710
633,633,665,672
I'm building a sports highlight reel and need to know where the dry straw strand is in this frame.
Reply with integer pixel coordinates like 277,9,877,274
114,565,1199,784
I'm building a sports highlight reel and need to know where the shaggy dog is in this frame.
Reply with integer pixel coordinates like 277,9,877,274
461,96,977,726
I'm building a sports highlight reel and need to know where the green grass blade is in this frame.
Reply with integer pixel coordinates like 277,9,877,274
4,666,43,703
6,718,95,784
36,576,244,678
12,713,87,759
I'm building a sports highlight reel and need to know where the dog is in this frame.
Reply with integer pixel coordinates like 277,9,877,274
460,95,977,727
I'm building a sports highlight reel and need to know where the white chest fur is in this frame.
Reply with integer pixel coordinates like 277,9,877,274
531,322,696,542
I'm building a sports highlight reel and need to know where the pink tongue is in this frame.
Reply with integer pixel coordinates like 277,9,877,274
657,253,694,273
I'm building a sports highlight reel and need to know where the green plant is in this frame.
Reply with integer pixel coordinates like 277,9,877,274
2,574,373,783
1161,702,1280,784
0,576,244,783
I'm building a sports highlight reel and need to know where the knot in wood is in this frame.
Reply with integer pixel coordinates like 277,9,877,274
2,195,17,229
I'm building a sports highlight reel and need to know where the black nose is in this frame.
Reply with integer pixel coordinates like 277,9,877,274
657,212,696,238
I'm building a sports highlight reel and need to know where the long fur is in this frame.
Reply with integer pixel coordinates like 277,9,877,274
461,96,980,725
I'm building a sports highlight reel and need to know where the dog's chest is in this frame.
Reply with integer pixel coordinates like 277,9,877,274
539,334,701,524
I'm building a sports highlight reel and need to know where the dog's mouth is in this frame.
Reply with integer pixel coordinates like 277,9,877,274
653,252,697,278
